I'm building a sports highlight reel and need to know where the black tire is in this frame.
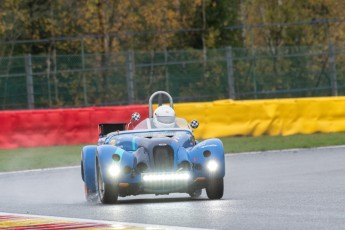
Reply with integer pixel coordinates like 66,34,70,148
84,184,98,203
189,189,202,198
81,160,98,202
96,159,118,204
206,178,224,199
81,161,84,181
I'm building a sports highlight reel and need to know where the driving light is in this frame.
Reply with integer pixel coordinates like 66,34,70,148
142,172,191,182
206,160,218,172
108,164,121,177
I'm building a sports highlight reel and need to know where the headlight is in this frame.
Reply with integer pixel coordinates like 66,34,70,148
108,164,121,177
206,160,218,172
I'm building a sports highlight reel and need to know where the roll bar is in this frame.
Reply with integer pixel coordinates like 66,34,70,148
149,91,174,118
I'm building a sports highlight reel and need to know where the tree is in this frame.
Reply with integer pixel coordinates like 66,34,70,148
181,0,242,49
240,0,345,48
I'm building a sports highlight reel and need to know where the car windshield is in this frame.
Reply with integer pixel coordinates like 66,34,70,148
133,117,190,130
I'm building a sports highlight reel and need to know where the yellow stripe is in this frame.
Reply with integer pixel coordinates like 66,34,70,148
0,219,65,227
0,214,166,229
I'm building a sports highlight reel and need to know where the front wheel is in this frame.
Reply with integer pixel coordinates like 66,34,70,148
96,159,118,204
84,184,98,203
206,178,224,199
81,160,97,203
189,189,202,198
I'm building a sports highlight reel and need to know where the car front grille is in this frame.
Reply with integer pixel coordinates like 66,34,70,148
153,145,174,170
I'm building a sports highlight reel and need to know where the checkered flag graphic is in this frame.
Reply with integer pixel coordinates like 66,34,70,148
190,120,199,129
131,112,140,122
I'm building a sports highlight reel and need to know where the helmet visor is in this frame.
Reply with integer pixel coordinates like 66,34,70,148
157,116,175,124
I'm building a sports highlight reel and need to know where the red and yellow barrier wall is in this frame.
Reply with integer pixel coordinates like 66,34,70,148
176,96,345,139
1,96,345,149
0,106,148,149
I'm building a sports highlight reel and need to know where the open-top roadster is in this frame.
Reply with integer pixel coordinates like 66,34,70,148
81,91,225,204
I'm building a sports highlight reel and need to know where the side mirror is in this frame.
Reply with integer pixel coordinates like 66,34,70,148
131,112,141,122
190,120,199,129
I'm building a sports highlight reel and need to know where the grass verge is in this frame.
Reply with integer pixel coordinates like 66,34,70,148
0,145,84,172
220,132,345,153
1,132,345,172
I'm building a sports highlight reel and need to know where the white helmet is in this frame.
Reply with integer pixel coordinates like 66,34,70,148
153,105,176,128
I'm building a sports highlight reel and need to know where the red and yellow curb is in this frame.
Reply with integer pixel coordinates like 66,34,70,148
0,212,164,229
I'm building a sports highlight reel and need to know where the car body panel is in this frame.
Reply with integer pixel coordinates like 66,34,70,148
81,91,225,202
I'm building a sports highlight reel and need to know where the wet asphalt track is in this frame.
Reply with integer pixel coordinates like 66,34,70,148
1,147,345,230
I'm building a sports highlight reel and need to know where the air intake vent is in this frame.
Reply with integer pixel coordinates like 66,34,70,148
153,145,174,170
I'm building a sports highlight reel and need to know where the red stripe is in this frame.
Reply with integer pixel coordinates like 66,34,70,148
0,215,21,220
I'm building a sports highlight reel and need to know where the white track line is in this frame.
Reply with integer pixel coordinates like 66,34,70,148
0,166,79,175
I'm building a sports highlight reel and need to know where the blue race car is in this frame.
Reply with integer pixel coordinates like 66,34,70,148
81,91,225,204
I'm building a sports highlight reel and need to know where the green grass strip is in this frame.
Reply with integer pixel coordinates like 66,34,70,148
221,132,345,153
0,145,84,172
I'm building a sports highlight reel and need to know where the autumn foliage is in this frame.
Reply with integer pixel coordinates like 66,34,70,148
1,0,345,56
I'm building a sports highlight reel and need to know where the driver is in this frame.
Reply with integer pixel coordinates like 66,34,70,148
152,105,176,128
